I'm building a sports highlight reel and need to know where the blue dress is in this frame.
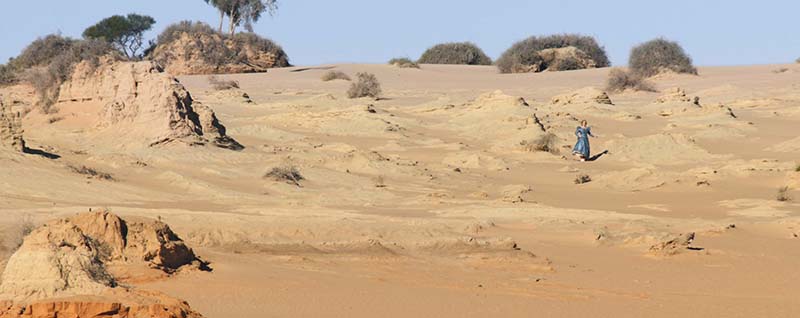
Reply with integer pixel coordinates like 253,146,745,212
572,126,593,158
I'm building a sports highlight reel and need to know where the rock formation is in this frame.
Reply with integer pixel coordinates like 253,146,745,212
0,211,205,317
57,58,243,150
537,46,598,72
152,31,289,75
0,100,24,152
550,87,613,106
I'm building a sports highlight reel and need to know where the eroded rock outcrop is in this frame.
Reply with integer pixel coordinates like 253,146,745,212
0,211,205,317
0,100,24,152
57,59,243,150
550,87,613,106
537,46,597,72
152,31,290,75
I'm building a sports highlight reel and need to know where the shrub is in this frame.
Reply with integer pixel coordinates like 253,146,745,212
574,174,592,184
265,166,304,187
417,42,492,65
231,32,290,67
347,72,382,99
388,57,419,68
795,164,800,172
629,38,697,77
321,70,350,81
12,34,76,69
497,34,610,73
796,57,800,64
521,133,559,154
606,68,657,92
777,186,791,202
208,75,240,90
0,63,18,86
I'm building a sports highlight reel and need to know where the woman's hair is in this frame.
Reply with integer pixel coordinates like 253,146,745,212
580,120,588,126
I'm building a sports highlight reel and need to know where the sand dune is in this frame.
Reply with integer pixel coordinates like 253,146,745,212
1,62,800,317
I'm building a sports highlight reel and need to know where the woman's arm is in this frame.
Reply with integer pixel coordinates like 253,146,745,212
588,127,595,137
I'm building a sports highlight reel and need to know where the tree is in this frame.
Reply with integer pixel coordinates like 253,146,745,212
83,14,156,59
204,0,278,36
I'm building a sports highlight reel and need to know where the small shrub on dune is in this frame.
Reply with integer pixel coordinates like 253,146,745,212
388,57,419,69
265,166,304,187
321,70,350,81
606,68,657,93
208,75,240,90
521,133,559,154
777,186,791,202
497,34,610,73
629,38,697,77
347,72,382,99
417,42,492,65
574,174,592,184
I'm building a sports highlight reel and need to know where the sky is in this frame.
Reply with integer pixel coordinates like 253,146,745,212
1,0,799,67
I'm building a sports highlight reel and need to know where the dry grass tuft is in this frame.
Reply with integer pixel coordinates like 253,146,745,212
521,133,559,154
347,72,382,99
606,68,657,93
777,186,791,202
574,174,592,184
69,165,115,181
265,166,304,187
321,70,351,81
208,75,240,90
388,57,419,69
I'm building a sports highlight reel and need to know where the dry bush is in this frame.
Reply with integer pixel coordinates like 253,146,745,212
777,186,791,202
208,75,240,90
417,42,492,65
521,133,559,154
497,34,610,73
347,72,382,99
69,165,115,181
374,175,386,188
265,166,304,187
606,68,657,92
230,32,290,67
795,164,800,172
0,63,17,86
796,57,800,64
388,57,419,68
574,174,592,184
772,68,789,74
629,38,697,77
321,70,351,81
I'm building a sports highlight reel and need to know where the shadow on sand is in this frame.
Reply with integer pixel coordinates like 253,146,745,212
587,150,609,162
23,146,61,159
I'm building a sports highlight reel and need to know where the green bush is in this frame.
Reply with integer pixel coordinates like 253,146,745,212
347,72,381,99
388,57,419,68
629,38,697,77
605,68,656,92
497,34,609,73
417,42,491,65
83,14,156,59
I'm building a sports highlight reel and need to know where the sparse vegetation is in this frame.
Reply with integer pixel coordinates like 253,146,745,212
777,186,791,202
497,34,610,73
9,35,118,113
629,38,697,77
264,165,304,187
82,14,156,59
3,214,36,252
417,42,492,65
374,175,386,188
388,57,419,69
0,63,18,86
69,165,115,181
574,174,592,184
521,133,559,154
795,164,800,172
208,75,240,90
772,68,789,74
347,72,382,99
321,70,351,81
605,68,657,92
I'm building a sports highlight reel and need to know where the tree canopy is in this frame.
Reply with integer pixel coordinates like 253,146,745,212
204,0,278,35
82,14,156,59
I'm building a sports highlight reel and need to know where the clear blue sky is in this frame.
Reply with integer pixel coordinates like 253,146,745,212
2,0,799,66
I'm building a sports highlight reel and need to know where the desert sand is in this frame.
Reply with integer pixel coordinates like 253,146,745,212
1,62,800,317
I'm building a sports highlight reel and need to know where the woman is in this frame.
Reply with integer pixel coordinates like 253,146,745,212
572,120,595,161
